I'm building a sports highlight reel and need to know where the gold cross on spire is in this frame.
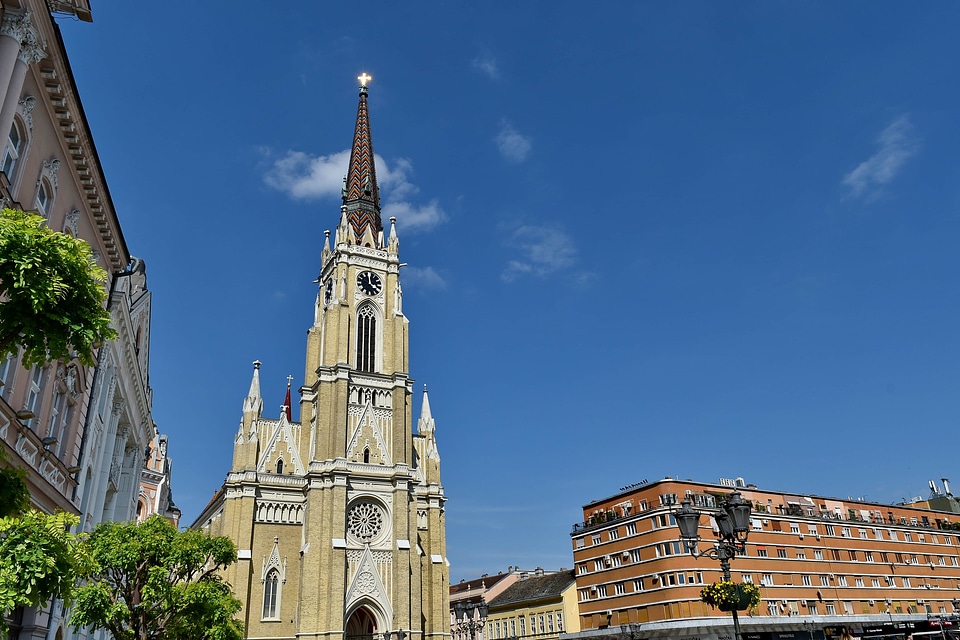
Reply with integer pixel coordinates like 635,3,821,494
358,72,372,87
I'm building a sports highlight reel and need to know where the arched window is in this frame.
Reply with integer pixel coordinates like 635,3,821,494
0,356,13,398
36,178,51,218
356,303,378,373
363,448,370,463
1,119,22,179
263,569,279,619
24,366,45,428
47,386,67,450
276,459,284,475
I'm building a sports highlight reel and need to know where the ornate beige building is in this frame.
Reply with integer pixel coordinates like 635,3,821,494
196,78,449,640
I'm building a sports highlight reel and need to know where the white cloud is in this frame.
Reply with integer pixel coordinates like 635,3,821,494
263,149,350,199
472,56,499,80
842,115,919,199
262,149,446,233
501,225,577,282
495,120,531,163
402,266,446,290
383,200,446,235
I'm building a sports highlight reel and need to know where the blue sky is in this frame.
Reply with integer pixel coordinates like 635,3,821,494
58,3,960,581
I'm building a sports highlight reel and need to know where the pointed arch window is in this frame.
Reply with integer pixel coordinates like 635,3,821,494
276,459,283,475
356,303,378,373
262,569,279,619
261,537,285,621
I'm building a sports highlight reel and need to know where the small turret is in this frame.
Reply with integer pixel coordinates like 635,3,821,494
334,205,351,247
417,384,435,435
418,385,441,484
387,216,399,255
234,360,264,471
321,229,331,265
243,360,264,421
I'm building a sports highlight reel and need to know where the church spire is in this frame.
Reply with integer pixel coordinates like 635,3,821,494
243,360,263,415
342,72,382,247
417,384,435,434
283,375,293,422
418,384,441,472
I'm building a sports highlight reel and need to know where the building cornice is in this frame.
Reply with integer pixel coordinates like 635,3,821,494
28,16,129,271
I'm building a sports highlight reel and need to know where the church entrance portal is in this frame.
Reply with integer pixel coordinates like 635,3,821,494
345,606,378,640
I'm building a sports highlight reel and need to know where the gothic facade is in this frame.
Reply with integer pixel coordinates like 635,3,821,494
195,79,450,640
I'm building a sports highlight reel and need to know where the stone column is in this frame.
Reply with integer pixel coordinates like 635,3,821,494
111,445,141,522
88,402,124,530
0,12,28,106
0,12,43,153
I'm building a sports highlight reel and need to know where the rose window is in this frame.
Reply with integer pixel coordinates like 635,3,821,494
348,502,384,541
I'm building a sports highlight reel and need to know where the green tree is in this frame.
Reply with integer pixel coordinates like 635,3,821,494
0,207,115,368
71,515,244,640
0,450,29,518
0,449,93,633
0,510,94,632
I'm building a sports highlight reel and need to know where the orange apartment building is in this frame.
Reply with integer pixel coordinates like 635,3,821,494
570,477,960,640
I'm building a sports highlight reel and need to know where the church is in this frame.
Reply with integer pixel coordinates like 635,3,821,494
195,75,450,640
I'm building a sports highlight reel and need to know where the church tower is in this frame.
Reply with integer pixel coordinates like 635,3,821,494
197,75,449,640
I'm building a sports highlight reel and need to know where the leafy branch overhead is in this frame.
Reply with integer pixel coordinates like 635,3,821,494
0,208,115,367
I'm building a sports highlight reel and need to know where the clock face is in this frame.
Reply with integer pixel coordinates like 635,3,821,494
357,271,383,296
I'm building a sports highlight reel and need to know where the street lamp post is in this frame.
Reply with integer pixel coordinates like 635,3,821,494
454,600,489,640
675,491,753,640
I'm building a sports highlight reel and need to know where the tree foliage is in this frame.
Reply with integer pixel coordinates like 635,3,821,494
0,207,115,367
71,515,244,640
0,510,94,632
0,450,29,518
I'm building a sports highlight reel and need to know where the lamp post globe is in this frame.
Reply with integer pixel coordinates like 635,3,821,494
676,499,701,541
726,491,752,535
715,508,735,539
